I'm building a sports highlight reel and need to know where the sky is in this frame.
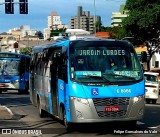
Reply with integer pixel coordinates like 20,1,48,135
0,0,126,33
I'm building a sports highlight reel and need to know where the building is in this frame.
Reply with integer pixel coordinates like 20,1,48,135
96,32,110,39
150,51,160,71
47,12,67,30
0,25,46,52
44,12,67,40
135,46,160,71
70,6,101,34
43,28,51,40
111,4,128,27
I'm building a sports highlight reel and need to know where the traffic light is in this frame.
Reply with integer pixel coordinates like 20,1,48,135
19,0,28,14
5,0,14,14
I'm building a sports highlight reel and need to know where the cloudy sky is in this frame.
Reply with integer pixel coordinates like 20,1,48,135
0,0,126,33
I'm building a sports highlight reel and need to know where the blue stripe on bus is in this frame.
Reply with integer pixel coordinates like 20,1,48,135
67,80,145,98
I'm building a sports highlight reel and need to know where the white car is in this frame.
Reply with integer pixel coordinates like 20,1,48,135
144,72,159,104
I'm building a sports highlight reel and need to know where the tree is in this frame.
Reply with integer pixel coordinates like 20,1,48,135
35,31,44,39
95,21,102,32
122,0,160,69
106,26,127,39
20,47,32,56
50,28,66,37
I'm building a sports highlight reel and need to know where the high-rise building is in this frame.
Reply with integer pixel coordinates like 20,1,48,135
48,12,62,30
111,4,129,27
47,12,67,30
70,6,101,34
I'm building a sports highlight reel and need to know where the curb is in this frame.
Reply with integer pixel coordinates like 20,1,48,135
0,105,14,120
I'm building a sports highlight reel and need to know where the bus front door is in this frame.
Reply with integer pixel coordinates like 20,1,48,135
51,65,58,116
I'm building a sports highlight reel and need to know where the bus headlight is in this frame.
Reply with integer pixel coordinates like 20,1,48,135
133,95,144,104
153,89,157,93
71,97,89,105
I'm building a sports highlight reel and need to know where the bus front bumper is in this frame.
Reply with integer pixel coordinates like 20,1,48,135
0,82,19,90
69,97,145,123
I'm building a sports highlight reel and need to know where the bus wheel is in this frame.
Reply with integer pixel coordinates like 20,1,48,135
62,108,72,132
0,90,2,94
37,97,46,118
152,99,157,104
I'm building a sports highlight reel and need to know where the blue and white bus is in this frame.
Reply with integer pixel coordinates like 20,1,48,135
0,52,31,94
29,36,145,130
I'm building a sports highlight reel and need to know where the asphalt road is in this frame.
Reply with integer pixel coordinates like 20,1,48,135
0,90,160,137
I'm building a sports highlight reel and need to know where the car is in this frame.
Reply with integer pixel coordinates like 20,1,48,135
144,72,159,104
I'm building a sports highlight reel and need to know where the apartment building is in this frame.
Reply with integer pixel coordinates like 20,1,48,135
48,12,67,30
70,6,101,34
111,4,128,27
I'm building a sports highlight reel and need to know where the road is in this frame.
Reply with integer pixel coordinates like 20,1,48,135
0,90,160,137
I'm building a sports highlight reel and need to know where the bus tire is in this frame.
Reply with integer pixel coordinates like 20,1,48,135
37,96,46,118
152,99,157,104
62,108,72,132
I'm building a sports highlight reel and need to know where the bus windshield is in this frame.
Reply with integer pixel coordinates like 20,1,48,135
144,74,158,84
0,59,20,76
70,41,143,83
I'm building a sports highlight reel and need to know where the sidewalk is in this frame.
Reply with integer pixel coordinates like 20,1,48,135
0,105,14,120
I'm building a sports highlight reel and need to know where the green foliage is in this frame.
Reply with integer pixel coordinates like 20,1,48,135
105,26,128,39
96,21,103,32
20,47,32,56
50,28,67,37
123,0,160,41
123,0,160,70
35,31,44,39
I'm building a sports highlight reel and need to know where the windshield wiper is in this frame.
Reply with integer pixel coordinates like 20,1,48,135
79,75,112,84
104,73,136,80
71,77,83,83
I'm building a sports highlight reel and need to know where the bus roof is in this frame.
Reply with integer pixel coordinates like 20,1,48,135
32,35,132,54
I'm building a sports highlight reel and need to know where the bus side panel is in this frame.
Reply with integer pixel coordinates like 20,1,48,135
57,79,65,115
19,72,29,90
35,75,46,110
43,75,52,113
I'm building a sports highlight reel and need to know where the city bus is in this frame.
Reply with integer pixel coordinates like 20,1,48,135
0,52,31,94
29,35,145,130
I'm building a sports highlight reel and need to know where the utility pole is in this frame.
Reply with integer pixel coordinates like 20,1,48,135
94,0,96,35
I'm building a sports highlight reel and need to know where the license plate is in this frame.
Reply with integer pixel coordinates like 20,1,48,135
105,106,120,112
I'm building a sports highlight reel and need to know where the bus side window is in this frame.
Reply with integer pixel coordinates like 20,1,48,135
36,53,43,75
58,54,68,83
